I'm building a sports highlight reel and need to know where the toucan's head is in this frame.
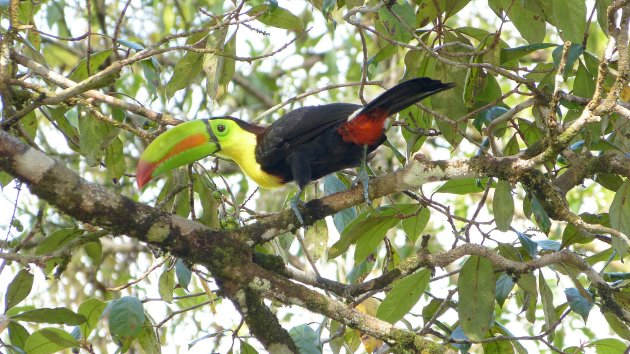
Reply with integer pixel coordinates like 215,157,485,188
136,117,264,189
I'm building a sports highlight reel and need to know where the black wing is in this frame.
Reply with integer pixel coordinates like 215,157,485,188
256,103,361,167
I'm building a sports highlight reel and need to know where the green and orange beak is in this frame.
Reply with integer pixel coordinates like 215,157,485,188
136,120,220,189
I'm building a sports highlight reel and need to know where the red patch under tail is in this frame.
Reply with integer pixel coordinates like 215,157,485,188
337,108,388,145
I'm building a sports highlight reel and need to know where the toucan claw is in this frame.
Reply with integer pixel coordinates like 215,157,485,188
290,189,305,225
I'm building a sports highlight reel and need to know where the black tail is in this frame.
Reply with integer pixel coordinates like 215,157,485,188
358,77,454,117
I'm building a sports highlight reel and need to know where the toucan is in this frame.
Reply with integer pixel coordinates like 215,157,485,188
137,77,454,223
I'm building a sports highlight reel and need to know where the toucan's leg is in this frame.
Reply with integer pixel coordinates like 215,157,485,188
290,187,305,225
352,144,371,205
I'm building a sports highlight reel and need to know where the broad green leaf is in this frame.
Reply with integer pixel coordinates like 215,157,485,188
561,223,593,248
539,271,557,340
79,112,119,166
377,270,430,324
574,60,595,98
304,219,328,262
458,256,495,341
473,106,508,133
24,327,79,354
516,231,538,258
495,273,515,307
175,259,192,290
8,321,30,350
5,269,34,312
85,240,103,265
506,0,546,44
105,137,125,181
159,268,175,303
378,2,415,42
289,324,322,354
552,0,587,44
494,180,514,231
552,44,584,76
500,43,557,64
353,216,399,263
610,180,630,257
401,207,430,242
435,178,485,194
108,296,145,338
249,5,304,31
202,27,228,102
138,318,161,354
323,174,357,233
165,51,204,100
483,339,515,354
11,307,86,325
67,49,112,82
597,0,613,35
603,312,630,340
78,298,107,339
346,258,375,284
564,288,594,321
240,340,259,354
590,338,627,354
35,228,83,256
530,196,551,234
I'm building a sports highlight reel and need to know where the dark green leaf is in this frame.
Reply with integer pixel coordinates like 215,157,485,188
458,256,495,341
483,339,515,354
495,273,515,307
516,231,538,257
35,228,83,256
539,271,557,340
506,0,546,44
500,43,557,64
249,5,304,31
561,223,593,248
175,259,192,290
8,321,30,350
105,137,125,181
473,106,508,132
165,51,204,100
590,338,627,354
24,327,79,354
138,318,161,354
11,308,86,325
78,298,107,339
603,312,630,340
530,196,551,234
494,180,514,231
564,288,594,321
378,2,415,42
67,50,112,82
5,269,34,312
289,324,322,354
377,270,430,324
108,296,145,338
353,216,399,263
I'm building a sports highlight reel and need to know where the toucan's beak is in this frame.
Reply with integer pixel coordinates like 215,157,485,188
136,120,220,189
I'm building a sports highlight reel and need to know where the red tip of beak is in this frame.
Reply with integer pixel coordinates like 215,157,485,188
136,159,157,189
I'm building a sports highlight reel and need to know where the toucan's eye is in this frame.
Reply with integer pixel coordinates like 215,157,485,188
217,124,226,133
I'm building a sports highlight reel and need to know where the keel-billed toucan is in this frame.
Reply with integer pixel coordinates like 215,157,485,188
137,77,454,223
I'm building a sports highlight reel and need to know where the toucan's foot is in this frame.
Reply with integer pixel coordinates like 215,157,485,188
290,191,305,225
352,168,372,205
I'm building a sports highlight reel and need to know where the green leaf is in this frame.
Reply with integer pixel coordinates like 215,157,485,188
450,325,471,352
378,2,415,42
165,51,204,100
24,327,79,354
289,324,322,354
516,231,538,258
473,106,508,133
530,196,551,234
202,27,228,102
435,178,486,194
138,318,161,354
500,43,557,64
495,273,515,307
401,207,430,242
304,219,328,262
458,256,495,341
11,308,86,325
610,180,630,257
590,338,627,354
564,288,594,321
79,112,118,166
8,321,30,350
377,270,430,324
561,223,593,248
603,312,630,340
240,340,259,354
108,296,145,339
494,180,514,231
483,339,515,354
552,0,587,44
105,137,125,181
159,268,175,303
506,0,546,44
539,271,557,340
249,5,304,31
353,216,399,263
329,208,399,258
175,259,192,290
323,174,357,233
5,269,34,312
67,49,113,82
78,298,107,339
35,228,83,256
0,171,14,189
